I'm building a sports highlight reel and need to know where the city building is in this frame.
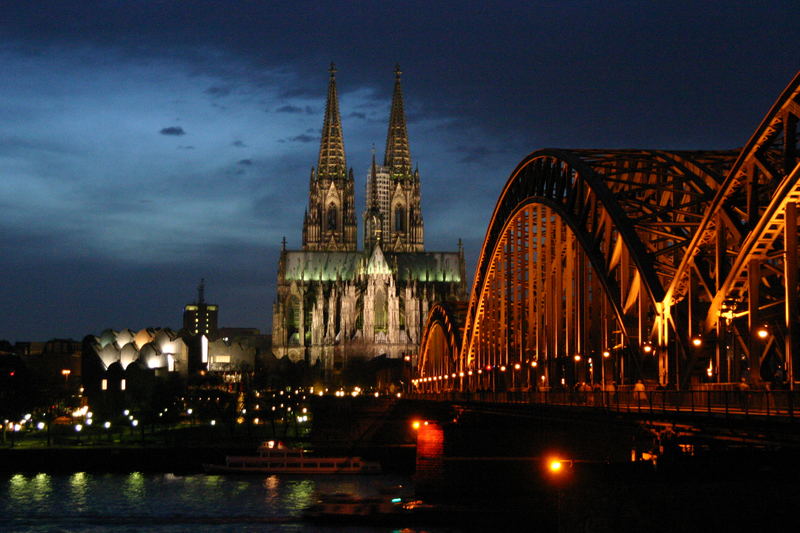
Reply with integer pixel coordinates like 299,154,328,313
182,279,218,337
272,65,466,379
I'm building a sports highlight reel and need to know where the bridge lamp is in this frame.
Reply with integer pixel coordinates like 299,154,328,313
642,343,653,354
692,335,703,347
459,372,465,378
514,363,521,370
756,325,769,339
477,369,483,375
468,370,473,376
531,361,538,367
573,354,581,362
451,373,457,378
602,350,611,358
500,365,507,372
548,459,563,473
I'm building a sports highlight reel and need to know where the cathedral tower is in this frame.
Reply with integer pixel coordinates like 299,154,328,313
303,63,357,251
364,65,424,252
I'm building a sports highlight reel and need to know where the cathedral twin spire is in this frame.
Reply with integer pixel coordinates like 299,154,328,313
384,65,412,176
303,64,421,253
317,63,347,179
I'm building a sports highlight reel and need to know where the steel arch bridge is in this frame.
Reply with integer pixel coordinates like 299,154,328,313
417,72,800,393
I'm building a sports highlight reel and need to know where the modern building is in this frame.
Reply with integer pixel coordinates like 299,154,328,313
272,65,466,379
182,279,218,337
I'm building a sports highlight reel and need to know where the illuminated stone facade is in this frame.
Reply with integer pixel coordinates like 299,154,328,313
272,66,466,375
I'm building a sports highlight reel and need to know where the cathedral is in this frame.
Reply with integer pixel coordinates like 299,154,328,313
271,65,466,375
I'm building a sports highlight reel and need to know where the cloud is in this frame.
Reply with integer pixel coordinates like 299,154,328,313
238,159,253,166
160,126,186,136
178,145,195,150
276,104,303,113
275,104,315,114
454,144,508,164
205,86,232,98
347,111,367,120
232,140,247,147
280,133,317,144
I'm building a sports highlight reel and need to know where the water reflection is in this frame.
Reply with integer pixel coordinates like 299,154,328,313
283,479,315,512
123,471,145,503
0,472,414,532
31,473,52,504
70,472,89,511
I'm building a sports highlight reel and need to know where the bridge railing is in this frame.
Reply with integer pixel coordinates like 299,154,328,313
408,389,799,420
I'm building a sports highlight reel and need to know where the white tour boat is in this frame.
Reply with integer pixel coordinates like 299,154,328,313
203,440,382,474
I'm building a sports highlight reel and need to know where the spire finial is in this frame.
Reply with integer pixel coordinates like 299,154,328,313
329,62,337,77
394,63,402,79
282,236,287,251
197,278,205,305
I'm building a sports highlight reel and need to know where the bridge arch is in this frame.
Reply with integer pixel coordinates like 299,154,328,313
417,71,800,391
416,303,464,392
460,147,737,390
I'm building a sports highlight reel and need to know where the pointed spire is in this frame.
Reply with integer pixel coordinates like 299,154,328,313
197,278,205,305
317,62,346,179
383,64,411,175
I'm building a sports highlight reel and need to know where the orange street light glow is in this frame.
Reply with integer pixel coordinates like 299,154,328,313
412,420,421,430
548,459,563,473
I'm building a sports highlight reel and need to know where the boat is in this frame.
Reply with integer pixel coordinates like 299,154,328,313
203,440,382,474
303,489,442,525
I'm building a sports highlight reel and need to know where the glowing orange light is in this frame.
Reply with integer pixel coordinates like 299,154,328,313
602,351,611,358
692,336,702,347
412,420,421,430
757,326,769,339
643,344,653,354
548,459,563,473
574,354,581,362
514,363,521,370
500,365,507,372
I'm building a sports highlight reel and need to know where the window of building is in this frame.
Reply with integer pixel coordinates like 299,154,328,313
374,288,387,332
394,205,405,232
327,203,337,230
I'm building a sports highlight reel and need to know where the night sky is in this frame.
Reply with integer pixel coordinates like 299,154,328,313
1,1,797,342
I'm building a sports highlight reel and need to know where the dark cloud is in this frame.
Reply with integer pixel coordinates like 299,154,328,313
455,145,507,164
205,86,232,97
275,104,316,114
232,140,247,147
347,111,367,120
276,105,303,113
281,134,317,144
160,126,186,136
237,159,253,166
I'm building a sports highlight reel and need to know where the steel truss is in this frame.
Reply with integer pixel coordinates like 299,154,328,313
417,72,800,391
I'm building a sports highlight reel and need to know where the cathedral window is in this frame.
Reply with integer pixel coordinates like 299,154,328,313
287,297,301,345
327,203,338,230
374,288,387,332
394,205,406,232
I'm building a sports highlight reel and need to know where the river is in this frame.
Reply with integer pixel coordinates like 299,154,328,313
0,471,429,533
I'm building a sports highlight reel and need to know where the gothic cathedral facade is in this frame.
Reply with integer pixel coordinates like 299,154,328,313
272,65,466,375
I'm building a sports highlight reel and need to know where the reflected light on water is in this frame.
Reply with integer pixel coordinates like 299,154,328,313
124,472,145,502
284,479,315,511
32,473,52,503
70,472,89,511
